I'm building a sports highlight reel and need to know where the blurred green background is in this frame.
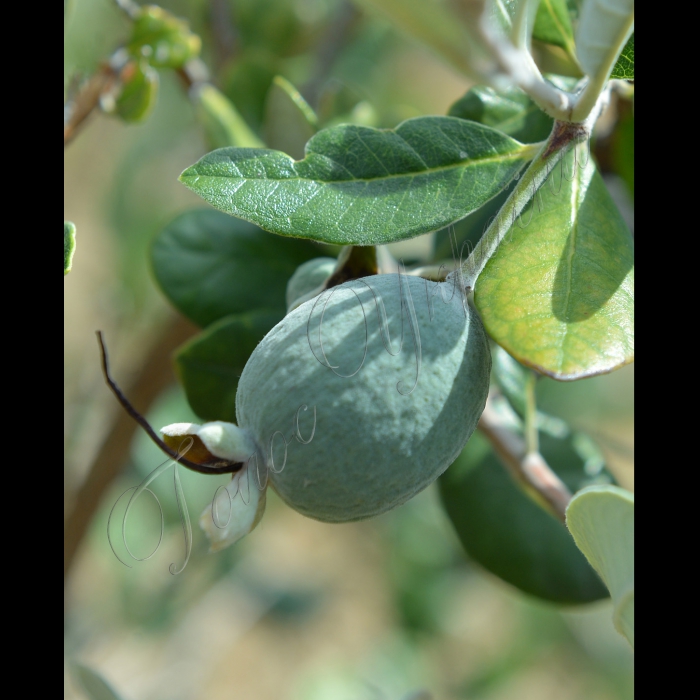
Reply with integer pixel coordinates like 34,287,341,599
64,1,633,698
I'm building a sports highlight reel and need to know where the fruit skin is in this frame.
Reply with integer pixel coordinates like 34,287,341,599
236,272,492,523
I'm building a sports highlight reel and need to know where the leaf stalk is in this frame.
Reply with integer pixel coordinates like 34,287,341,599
455,119,588,292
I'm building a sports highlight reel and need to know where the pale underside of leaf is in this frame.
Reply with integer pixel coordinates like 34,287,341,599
566,485,634,647
475,148,634,380
179,117,537,245
576,0,634,80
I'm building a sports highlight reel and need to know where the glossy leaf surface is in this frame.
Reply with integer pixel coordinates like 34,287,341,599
610,33,634,80
566,485,634,646
151,209,321,327
175,310,281,422
475,148,634,380
179,117,536,245
439,431,610,603
64,221,76,275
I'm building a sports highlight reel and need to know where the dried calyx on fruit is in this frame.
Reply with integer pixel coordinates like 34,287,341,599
161,268,491,550
159,421,266,551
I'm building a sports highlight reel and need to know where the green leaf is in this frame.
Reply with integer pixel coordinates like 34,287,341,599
128,4,200,69
448,84,553,144
611,106,633,198
193,83,265,150
115,60,158,123
64,221,76,275
610,33,634,80
566,485,634,647
575,0,633,80
263,76,317,161
175,310,282,422
533,0,576,58
439,430,610,603
179,117,538,246
71,663,125,700
151,209,322,327
475,147,634,380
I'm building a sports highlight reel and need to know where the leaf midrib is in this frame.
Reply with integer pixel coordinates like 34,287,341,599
184,146,538,187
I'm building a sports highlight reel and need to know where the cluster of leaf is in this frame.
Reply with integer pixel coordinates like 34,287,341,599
148,0,633,640
150,75,342,421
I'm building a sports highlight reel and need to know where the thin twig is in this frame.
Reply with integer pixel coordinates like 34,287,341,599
64,63,118,146
475,12,575,122
570,15,634,122
477,396,572,523
64,317,235,583
454,122,586,292
96,331,242,476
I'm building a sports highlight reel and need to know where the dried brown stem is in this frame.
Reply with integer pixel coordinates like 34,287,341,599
477,396,573,522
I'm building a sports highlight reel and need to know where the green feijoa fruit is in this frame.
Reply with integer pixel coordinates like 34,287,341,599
236,273,492,522
285,257,336,311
